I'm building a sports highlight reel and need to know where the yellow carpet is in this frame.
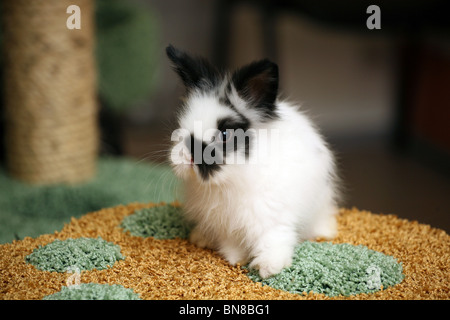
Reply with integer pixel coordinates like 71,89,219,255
1,203,449,300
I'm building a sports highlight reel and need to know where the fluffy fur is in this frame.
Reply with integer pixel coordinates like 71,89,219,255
167,45,340,278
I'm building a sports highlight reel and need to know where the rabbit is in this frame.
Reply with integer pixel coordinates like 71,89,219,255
166,45,340,278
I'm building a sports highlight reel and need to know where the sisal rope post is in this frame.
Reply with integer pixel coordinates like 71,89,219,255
2,0,99,184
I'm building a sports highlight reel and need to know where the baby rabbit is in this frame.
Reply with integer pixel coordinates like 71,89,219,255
167,45,340,278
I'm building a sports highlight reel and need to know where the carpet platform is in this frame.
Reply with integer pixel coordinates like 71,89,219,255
1,202,449,300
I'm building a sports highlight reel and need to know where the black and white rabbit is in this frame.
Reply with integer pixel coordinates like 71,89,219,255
167,45,340,278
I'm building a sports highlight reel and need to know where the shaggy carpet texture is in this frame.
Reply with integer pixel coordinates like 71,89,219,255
1,202,449,300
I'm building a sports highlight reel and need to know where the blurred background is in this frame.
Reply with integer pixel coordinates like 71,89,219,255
0,0,449,242
122,0,450,231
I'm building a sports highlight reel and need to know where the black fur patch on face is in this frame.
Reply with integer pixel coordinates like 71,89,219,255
218,93,249,123
218,88,252,127
217,116,251,159
185,135,221,180
231,59,279,121
166,45,221,93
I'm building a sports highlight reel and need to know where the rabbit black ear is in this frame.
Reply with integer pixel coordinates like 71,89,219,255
231,59,279,119
166,45,220,91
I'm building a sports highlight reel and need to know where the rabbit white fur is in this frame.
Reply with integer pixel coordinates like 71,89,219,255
167,45,340,278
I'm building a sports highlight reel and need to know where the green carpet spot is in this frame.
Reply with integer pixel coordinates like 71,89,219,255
121,204,191,239
25,237,124,272
245,241,404,297
43,283,141,300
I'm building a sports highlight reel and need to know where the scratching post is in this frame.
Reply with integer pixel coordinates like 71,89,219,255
2,0,98,184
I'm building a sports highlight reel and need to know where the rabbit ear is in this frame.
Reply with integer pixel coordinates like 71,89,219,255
166,45,220,91
231,59,279,118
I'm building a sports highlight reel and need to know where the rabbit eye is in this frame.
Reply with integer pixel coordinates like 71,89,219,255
219,129,233,143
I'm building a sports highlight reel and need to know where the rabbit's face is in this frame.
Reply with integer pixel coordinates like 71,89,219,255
170,88,251,183
167,45,279,183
